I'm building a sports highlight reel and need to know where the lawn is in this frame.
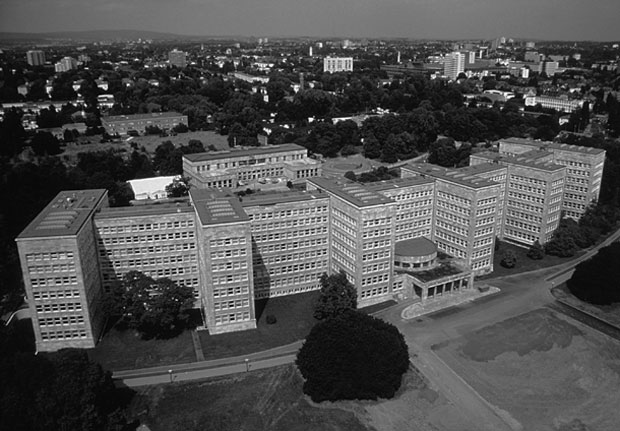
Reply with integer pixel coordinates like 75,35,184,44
128,363,469,431
198,290,321,360
88,327,196,371
482,240,580,279
433,308,620,431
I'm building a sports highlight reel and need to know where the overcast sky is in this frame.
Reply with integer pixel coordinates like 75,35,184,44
0,0,619,41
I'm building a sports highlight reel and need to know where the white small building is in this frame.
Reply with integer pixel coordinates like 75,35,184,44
128,176,178,200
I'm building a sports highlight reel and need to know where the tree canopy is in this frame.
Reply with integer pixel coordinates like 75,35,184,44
567,242,620,305
296,310,409,402
313,271,358,320
108,271,196,339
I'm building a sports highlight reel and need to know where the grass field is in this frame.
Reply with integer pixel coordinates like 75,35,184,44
433,308,620,431
88,327,196,371
198,290,320,360
481,241,580,279
128,364,470,431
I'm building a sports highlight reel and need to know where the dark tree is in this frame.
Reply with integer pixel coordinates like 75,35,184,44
428,137,458,167
313,271,357,320
166,176,191,198
30,131,62,156
344,171,357,181
567,243,620,305
526,240,545,260
500,250,517,268
296,310,409,402
119,271,195,339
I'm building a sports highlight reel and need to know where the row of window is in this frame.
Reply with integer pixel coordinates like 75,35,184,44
211,248,248,259
32,289,80,301
28,263,76,274
31,276,78,288
359,285,389,299
209,237,247,248
40,329,87,341
252,249,328,265
100,243,196,258
213,285,249,298
214,312,251,325
252,227,328,243
214,299,250,311
437,191,471,207
250,217,328,232
254,283,320,299
254,238,328,254
390,190,433,201
248,205,329,221
101,255,197,268
395,208,432,221
39,315,85,326
25,251,74,262
254,273,323,290
98,231,195,245
36,302,82,313
96,220,194,234
363,217,392,228
213,273,249,285
361,273,390,287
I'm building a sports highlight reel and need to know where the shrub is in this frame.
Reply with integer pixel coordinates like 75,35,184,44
266,314,277,325
526,240,544,260
500,250,517,268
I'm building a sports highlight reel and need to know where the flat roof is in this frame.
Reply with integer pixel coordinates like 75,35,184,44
240,190,328,207
395,237,437,257
472,151,565,172
184,144,306,163
17,190,107,239
308,177,394,208
364,177,435,193
190,189,249,225
95,200,194,220
456,163,507,176
402,164,498,189
102,112,186,122
499,137,606,155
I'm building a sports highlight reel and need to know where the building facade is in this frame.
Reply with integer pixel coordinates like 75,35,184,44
323,57,353,73
168,49,188,68
101,112,188,135
26,50,46,66
444,52,465,80
183,144,322,189
498,138,605,219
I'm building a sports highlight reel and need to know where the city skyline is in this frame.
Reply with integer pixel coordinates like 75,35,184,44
0,0,619,41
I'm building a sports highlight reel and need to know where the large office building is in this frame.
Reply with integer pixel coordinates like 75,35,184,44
183,144,322,189
323,57,353,73
524,95,584,113
101,112,188,135
26,50,46,66
497,138,605,219
54,56,77,73
17,140,606,351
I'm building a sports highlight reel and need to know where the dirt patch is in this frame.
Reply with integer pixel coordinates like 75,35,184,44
459,308,583,361
434,308,620,431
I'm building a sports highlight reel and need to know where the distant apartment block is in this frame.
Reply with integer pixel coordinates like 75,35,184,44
101,112,188,135
323,57,353,73
183,144,322,189
54,57,78,73
168,49,188,68
26,50,46,66
444,52,465,80
525,95,584,113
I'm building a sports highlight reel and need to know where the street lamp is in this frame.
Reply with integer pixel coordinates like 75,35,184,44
244,358,250,372
168,369,173,383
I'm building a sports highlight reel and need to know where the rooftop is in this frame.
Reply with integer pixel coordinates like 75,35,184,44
364,177,435,193
395,237,437,257
95,200,194,220
402,163,499,189
102,112,186,122
307,177,394,208
183,144,307,163
472,151,565,172
499,137,606,156
17,190,107,239
240,190,328,207
190,189,248,225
